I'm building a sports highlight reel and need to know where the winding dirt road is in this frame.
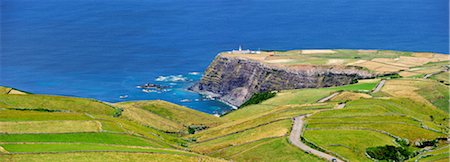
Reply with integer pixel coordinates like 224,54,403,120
372,79,386,93
317,92,340,103
289,115,343,162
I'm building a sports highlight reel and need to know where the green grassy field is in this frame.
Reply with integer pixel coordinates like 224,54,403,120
430,71,449,85
0,70,448,162
0,94,116,115
190,119,292,154
0,133,161,147
303,129,396,161
0,110,91,121
2,143,194,155
210,137,322,161
115,100,225,133
0,120,101,134
0,152,226,162
408,145,449,162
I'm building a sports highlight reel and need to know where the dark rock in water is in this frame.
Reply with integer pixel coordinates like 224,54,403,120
137,83,170,90
189,54,376,107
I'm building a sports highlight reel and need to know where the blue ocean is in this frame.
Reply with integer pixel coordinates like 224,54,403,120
1,0,448,114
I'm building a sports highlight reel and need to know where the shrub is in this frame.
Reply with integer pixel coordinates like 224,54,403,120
11,108,63,112
366,145,413,161
240,91,276,108
187,125,207,134
113,108,123,117
414,139,438,148
395,138,410,147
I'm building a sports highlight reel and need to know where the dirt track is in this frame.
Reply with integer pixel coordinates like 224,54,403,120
289,115,343,162
372,80,386,93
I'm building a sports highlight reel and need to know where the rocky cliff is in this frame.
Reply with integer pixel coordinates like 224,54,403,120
189,54,375,107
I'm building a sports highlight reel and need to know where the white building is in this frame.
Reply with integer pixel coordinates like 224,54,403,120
229,45,261,54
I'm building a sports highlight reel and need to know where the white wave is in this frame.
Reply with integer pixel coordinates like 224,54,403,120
155,75,188,82
188,72,201,75
180,99,191,102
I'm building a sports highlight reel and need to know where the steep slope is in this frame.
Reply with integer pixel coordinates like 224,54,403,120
190,50,448,107
114,100,226,133
190,54,374,107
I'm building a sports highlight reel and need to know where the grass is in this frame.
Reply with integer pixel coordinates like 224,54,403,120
119,103,185,132
0,86,12,94
302,97,448,161
190,119,292,154
85,115,184,147
1,143,189,154
308,123,444,141
0,152,225,162
408,145,449,162
223,80,378,121
303,129,396,161
0,133,161,147
330,92,371,102
0,120,101,134
415,80,449,113
0,110,91,121
310,98,447,132
381,79,449,113
116,100,224,127
0,72,447,161
210,137,322,162
240,91,277,108
430,71,449,84
193,104,331,141
0,94,116,115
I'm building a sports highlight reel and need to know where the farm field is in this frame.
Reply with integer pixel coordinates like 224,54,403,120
223,50,448,75
210,137,322,162
0,86,226,161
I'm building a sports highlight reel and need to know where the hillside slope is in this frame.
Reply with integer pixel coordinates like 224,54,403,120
0,87,225,162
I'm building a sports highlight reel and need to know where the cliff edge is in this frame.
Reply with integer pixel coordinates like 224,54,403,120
189,50,376,107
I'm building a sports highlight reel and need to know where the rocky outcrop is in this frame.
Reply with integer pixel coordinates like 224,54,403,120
189,54,375,107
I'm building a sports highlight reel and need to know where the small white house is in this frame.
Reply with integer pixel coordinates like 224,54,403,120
229,45,261,54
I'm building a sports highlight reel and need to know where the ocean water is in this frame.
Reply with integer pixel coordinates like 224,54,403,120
1,0,448,114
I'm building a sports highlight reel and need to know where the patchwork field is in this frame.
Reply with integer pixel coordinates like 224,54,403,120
1,52,448,162
222,49,448,75
0,87,226,162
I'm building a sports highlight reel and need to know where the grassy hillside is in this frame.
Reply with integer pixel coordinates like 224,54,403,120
0,86,225,162
0,94,117,115
115,100,226,133
1,72,448,162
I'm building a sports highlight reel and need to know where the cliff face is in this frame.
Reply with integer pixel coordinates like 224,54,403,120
189,54,375,107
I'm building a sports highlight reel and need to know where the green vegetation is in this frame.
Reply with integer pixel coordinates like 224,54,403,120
430,71,449,85
0,133,160,147
366,145,414,161
0,86,13,94
0,152,225,162
115,100,225,132
0,120,101,134
240,91,276,108
190,119,291,154
416,80,449,113
210,137,322,161
0,110,91,121
0,94,115,115
303,129,396,161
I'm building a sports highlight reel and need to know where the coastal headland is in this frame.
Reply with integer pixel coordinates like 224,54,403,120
190,49,448,107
